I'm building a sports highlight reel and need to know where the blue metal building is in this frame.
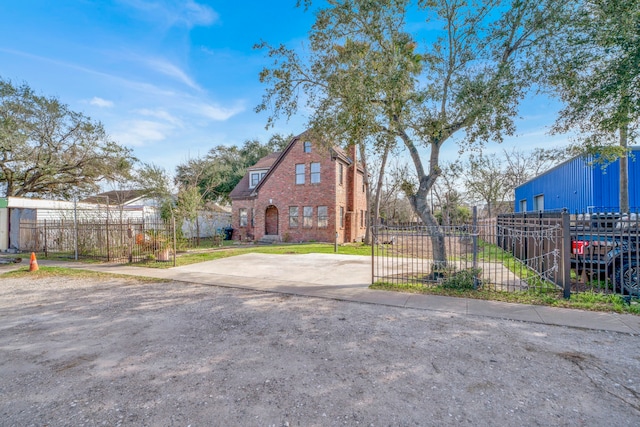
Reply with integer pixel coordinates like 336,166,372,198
514,147,640,213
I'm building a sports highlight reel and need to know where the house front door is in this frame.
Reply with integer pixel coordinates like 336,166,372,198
265,205,278,235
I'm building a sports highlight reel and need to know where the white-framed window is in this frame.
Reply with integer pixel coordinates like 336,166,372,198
310,162,320,183
250,173,260,188
295,164,305,185
519,199,527,213
533,194,544,212
289,206,299,228
249,171,267,188
318,206,328,228
239,208,248,227
303,206,313,228
303,141,312,153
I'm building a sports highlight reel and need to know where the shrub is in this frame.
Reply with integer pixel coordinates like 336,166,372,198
440,268,481,290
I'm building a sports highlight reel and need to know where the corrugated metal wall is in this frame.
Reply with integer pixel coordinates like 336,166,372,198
631,155,639,209
592,162,619,210
514,155,594,212
514,148,640,213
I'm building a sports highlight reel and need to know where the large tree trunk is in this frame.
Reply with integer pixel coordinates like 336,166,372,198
400,130,448,268
619,124,629,213
411,179,447,269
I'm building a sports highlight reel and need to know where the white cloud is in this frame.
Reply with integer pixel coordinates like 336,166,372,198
181,0,218,27
120,0,219,28
197,102,245,121
135,108,182,126
143,57,200,90
1,47,180,98
112,120,172,147
89,97,114,108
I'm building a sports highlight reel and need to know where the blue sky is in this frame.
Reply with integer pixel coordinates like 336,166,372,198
0,0,569,177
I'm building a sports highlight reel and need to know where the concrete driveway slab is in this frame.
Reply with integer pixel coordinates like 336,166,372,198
172,252,372,286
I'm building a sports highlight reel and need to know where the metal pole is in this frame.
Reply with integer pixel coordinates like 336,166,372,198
105,196,110,262
472,206,479,289
334,231,338,253
44,219,48,258
562,210,572,299
172,211,177,267
74,196,78,260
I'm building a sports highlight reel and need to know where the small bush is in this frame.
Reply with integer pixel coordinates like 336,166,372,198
440,268,481,290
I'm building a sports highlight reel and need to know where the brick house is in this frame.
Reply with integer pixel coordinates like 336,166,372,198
229,132,368,243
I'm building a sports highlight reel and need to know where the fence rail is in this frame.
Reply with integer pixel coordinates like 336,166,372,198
372,210,640,298
372,221,563,294
19,218,177,263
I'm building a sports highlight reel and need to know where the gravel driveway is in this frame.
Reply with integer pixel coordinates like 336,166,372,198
1,275,639,426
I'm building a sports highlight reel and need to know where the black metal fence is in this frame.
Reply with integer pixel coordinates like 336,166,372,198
372,210,640,297
19,218,178,263
569,211,640,296
372,219,565,295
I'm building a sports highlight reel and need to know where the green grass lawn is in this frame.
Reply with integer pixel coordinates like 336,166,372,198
2,266,164,282
370,281,640,315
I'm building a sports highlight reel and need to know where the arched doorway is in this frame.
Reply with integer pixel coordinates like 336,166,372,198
265,205,278,236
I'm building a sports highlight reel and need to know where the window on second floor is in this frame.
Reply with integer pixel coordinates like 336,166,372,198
249,171,267,188
310,162,320,183
295,164,305,185
250,173,260,188
338,163,344,185
303,140,312,153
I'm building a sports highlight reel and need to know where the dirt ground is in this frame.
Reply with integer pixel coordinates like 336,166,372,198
1,275,639,426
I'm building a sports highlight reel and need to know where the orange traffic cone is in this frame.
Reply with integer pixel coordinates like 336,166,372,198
29,252,39,272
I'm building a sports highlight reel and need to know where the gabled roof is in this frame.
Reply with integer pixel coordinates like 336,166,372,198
229,173,254,200
229,152,282,200
249,152,280,170
249,133,305,197
229,131,365,200
330,146,354,166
